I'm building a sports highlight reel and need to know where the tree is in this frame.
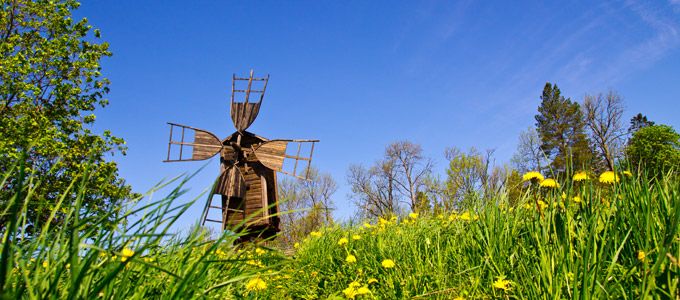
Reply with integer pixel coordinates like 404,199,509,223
535,83,592,173
385,141,433,212
348,159,401,219
0,0,135,233
628,113,655,134
277,167,337,248
511,127,547,173
626,125,680,178
583,90,625,171
442,147,503,210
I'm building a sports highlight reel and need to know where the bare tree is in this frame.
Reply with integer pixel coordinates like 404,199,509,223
386,141,433,212
347,159,401,219
277,166,337,248
583,90,625,171
511,127,546,173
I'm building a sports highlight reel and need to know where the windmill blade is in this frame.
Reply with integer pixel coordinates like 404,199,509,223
164,123,224,162
230,70,269,132
253,139,319,180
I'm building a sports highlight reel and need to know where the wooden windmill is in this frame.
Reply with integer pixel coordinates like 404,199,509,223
163,70,318,240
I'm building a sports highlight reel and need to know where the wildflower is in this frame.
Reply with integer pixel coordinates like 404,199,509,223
572,195,582,203
573,171,589,181
42,261,48,268
338,237,349,246
216,249,227,257
537,200,548,210
367,278,378,284
255,248,266,255
453,297,465,300
363,222,372,229
599,171,619,184
623,170,633,177
381,259,395,268
346,254,357,263
637,250,646,262
459,212,471,221
356,286,370,295
294,242,300,249
311,271,318,277
349,281,361,288
522,171,544,182
540,178,559,188
409,212,418,219
310,231,322,237
352,234,361,240
492,275,512,291
245,277,267,291
120,248,134,262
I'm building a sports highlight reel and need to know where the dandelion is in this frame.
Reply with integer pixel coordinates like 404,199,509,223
537,200,548,210
522,171,544,182
493,275,512,291
42,261,48,268
255,248,266,255
367,278,378,284
352,234,361,240
338,237,349,246
245,277,267,291
346,254,357,263
599,171,619,184
363,222,372,229
637,250,646,262
310,231,322,237
453,297,465,300
356,286,370,295
409,212,418,219
540,178,559,188
561,192,567,200
572,195,582,203
120,248,134,262
294,242,300,249
459,211,471,221
573,171,589,181
623,170,633,177
381,259,395,268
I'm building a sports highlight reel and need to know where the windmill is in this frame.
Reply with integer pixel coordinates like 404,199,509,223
163,70,318,241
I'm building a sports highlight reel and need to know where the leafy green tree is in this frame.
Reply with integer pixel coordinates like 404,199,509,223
0,0,135,233
534,83,592,173
626,125,680,178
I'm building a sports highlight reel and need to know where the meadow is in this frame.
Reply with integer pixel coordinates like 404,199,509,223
1,166,678,299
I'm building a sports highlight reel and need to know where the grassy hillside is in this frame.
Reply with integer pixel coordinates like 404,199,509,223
1,169,678,299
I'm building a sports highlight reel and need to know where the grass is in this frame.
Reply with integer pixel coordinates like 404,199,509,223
1,163,678,299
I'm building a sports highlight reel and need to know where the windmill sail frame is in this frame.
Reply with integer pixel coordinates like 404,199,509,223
164,122,223,162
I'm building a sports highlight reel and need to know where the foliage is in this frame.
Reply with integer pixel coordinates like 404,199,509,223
628,113,654,134
441,147,503,210
0,0,134,233
626,125,680,178
277,166,337,249
535,83,592,173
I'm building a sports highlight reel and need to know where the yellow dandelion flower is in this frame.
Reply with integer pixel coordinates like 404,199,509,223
459,212,471,221
120,248,134,262
561,192,567,200
573,171,589,181
537,200,548,210
599,171,619,184
492,275,512,291
381,259,395,268
356,286,370,295
293,242,300,248
367,278,378,284
255,248,266,255
245,277,267,291
453,297,465,300
42,261,48,268
623,170,633,177
346,254,357,263
343,287,358,299
349,281,361,288
540,178,559,188
352,234,361,240
409,212,418,219
363,222,372,229
572,195,582,203
522,171,544,182
310,231,322,237
637,250,646,262
338,237,349,246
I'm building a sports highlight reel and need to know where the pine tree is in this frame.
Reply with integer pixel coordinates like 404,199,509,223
534,83,592,173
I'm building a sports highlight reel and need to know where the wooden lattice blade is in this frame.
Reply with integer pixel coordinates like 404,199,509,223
230,102,261,132
253,139,318,180
164,123,223,162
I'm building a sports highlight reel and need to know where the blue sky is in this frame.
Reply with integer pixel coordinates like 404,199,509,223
77,1,680,231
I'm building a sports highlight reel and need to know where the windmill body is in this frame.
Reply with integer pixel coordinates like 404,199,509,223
164,71,317,240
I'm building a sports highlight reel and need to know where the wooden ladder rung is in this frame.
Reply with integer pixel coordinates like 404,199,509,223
204,218,222,223
209,205,222,209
